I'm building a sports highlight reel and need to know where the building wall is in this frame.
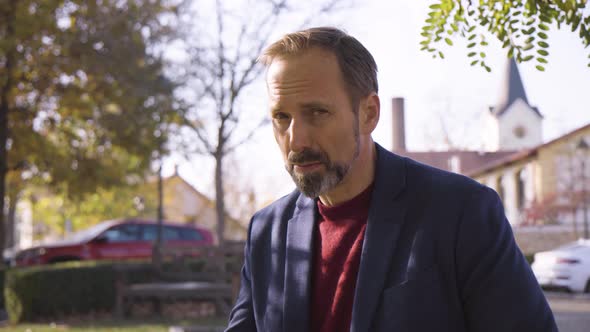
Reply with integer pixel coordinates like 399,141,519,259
536,129,590,201
160,176,247,243
474,157,535,225
497,99,543,151
484,112,500,151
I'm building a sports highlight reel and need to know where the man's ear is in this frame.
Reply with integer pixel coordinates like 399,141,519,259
359,93,380,135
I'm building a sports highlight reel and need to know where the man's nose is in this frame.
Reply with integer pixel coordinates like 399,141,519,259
288,119,311,153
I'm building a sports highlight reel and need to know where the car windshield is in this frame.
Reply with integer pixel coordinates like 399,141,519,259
67,221,118,242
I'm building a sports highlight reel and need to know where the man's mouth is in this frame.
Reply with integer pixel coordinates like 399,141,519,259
293,162,323,173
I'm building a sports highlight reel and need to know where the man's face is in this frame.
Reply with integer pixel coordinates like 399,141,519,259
266,48,360,198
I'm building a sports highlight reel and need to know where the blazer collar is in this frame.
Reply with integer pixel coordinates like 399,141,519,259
283,193,316,332
351,143,407,332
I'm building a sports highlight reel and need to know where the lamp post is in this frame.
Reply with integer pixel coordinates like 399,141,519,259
577,138,589,239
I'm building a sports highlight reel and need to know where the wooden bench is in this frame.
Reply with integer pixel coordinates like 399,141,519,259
115,243,244,318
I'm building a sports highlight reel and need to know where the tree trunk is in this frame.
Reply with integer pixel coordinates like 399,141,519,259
0,1,17,267
215,149,225,247
6,190,18,249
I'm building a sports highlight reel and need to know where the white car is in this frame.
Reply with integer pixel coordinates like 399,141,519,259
531,239,590,293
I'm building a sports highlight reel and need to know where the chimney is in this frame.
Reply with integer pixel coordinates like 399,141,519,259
391,97,406,151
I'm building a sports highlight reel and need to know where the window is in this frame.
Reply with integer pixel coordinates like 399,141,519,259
179,228,204,241
141,225,158,241
102,224,140,242
163,226,181,241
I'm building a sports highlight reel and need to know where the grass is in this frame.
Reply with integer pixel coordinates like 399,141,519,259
0,316,228,332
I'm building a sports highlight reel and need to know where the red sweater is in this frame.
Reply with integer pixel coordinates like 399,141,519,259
310,184,373,332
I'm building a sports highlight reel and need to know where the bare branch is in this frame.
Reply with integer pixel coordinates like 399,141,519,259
225,118,270,154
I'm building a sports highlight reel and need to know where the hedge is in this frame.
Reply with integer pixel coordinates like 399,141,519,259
3,261,154,323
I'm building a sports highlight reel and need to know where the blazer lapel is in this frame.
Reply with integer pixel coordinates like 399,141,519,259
351,144,408,332
283,194,316,332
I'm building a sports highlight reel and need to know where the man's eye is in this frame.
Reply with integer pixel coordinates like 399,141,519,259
311,109,328,116
272,112,289,121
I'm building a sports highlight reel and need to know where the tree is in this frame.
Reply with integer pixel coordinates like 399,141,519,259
30,184,158,239
421,0,590,71
1,0,180,257
175,0,348,245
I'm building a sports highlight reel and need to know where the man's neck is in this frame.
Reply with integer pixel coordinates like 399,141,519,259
319,141,376,207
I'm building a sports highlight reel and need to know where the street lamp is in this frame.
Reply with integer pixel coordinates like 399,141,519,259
577,138,589,239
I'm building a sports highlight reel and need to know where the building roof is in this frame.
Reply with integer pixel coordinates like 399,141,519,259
395,150,517,175
162,174,247,231
489,58,542,118
468,122,590,177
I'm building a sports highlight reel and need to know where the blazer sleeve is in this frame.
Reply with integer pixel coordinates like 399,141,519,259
225,227,257,331
455,186,558,332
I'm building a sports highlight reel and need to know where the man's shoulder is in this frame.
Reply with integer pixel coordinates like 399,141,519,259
252,189,302,222
407,157,482,187
391,151,495,202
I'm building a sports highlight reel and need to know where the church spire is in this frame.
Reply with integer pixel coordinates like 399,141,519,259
490,57,540,118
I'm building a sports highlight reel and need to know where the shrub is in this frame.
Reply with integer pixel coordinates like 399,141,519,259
4,261,153,323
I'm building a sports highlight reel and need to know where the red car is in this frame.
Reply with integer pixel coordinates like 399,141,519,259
14,219,214,267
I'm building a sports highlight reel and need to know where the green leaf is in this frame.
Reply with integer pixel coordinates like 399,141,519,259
539,23,550,31
480,52,486,58
537,57,548,63
467,42,476,48
468,34,477,40
445,38,453,46
525,36,535,43
484,65,491,72
451,23,459,32
467,25,476,32
538,41,549,48
522,55,534,62
523,43,534,51
535,65,546,71
470,60,479,66
537,49,549,56
538,32,548,39
481,41,489,46
429,4,440,9
539,14,552,24
439,51,445,59
468,52,477,57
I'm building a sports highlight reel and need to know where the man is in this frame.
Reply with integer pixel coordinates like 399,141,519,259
226,27,557,332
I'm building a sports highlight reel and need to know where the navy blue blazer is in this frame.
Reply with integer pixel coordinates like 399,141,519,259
226,144,557,332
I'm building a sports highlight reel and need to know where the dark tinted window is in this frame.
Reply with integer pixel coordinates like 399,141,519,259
141,225,158,241
163,226,181,241
179,228,204,241
101,224,140,242
137,224,205,242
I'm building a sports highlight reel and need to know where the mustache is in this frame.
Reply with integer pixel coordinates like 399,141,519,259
288,148,329,165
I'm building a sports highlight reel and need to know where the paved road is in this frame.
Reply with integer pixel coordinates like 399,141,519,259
545,291,590,332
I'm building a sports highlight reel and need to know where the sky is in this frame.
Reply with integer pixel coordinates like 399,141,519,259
164,0,590,208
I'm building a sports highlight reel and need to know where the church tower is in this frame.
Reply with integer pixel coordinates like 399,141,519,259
484,58,543,151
